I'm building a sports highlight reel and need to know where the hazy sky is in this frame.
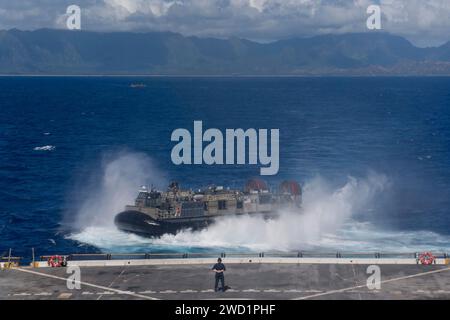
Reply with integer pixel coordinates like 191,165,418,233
0,0,449,46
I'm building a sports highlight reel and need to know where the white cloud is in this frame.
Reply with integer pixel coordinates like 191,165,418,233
0,0,449,46
103,0,177,17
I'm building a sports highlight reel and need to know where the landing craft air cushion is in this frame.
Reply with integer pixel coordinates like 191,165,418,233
114,179,302,237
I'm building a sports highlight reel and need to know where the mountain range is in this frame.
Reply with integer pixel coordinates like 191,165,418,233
1,29,450,75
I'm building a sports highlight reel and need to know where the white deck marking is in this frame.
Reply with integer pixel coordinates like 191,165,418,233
208,298,252,300
119,291,135,295
97,291,115,295
282,289,322,293
98,268,125,300
159,290,177,294
435,290,450,294
294,266,450,300
263,289,281,293
14,268,159,300
138,290,156,294
415,289,431,294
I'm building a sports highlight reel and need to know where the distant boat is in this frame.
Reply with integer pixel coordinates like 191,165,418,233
33,145,56,151
130,83,147,88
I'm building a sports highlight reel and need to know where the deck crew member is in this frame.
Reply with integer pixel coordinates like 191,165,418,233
212,258,226,292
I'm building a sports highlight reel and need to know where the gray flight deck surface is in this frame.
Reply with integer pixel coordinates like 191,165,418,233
1,263,450,300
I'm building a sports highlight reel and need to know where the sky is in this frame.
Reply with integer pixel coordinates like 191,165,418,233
0,0,449,47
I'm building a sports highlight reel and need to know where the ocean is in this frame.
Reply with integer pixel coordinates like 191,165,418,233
1,76,450,258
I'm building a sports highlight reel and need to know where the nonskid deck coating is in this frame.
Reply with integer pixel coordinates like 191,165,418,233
1,263,450,300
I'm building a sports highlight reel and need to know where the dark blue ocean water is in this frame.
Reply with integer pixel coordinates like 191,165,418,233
1,76,450,259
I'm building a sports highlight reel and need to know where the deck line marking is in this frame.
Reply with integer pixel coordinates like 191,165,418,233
159,290,177,294
97,291,115,295
34,292,52,296
138,290,156,294
14,268,159,300
435,290,450,294
98,268,126,300
294,266,450,300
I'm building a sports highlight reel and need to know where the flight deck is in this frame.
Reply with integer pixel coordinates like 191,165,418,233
1,254,449,300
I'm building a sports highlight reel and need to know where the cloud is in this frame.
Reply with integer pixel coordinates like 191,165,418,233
0,0,449,46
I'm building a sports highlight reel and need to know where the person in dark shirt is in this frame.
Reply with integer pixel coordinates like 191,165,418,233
212,258,226,292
